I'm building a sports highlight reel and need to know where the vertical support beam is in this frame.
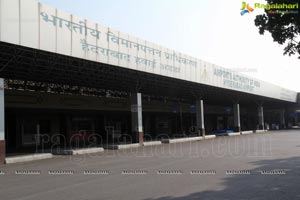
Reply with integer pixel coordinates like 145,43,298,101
66,115,72,148
131,93,143,145
233,103,241,132
258,105,264,130
0,79,5,164
280,109,286,129
179,102,183,134
295,112,299,127
196,99,205,137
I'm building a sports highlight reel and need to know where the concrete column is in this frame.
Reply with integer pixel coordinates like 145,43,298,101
233,104,241,132
131,93,143,144
258,106,264,130
295,112,299,127
280,109,286,129
0,79,5,164
179,103,183,134
196,99,205,137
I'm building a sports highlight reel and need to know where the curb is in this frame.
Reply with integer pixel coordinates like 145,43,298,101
162,136,203,144
51,147,104,155
5,153,53,164
204,135,216,139
226,132,241,136
254,130,267,133
241,131,253,135
104,143,140,150
143,141,162,146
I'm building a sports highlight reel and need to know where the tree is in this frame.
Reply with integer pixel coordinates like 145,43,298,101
254,0,300,58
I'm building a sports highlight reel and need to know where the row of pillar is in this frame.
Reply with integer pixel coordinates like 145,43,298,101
0,89,293,164
131,94,267,146
195,102,265,136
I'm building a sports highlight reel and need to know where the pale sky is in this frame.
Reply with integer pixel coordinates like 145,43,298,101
38,0,300,92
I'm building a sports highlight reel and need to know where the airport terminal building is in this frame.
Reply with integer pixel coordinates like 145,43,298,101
0,0,299,164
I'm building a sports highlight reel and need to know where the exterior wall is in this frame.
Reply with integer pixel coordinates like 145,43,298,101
0,0,297,102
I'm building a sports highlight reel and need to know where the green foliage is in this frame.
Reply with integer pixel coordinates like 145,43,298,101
254,0,300,58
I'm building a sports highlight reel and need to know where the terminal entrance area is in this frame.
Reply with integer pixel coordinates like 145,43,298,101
5,109,132,154
3,82,295,154
6,109,205,153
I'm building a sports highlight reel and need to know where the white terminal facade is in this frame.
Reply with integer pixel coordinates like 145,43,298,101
0,0,299,164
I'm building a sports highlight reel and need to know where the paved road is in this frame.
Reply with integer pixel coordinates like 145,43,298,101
1,130,300,200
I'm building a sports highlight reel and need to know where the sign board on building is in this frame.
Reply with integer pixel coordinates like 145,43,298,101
0,0,297,102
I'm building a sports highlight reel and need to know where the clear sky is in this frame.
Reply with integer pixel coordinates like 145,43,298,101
38,0,300,92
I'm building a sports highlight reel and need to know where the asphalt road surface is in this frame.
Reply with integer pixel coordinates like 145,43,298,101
1,130,300,200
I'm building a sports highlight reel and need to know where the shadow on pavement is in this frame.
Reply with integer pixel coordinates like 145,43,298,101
144,156,300,200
